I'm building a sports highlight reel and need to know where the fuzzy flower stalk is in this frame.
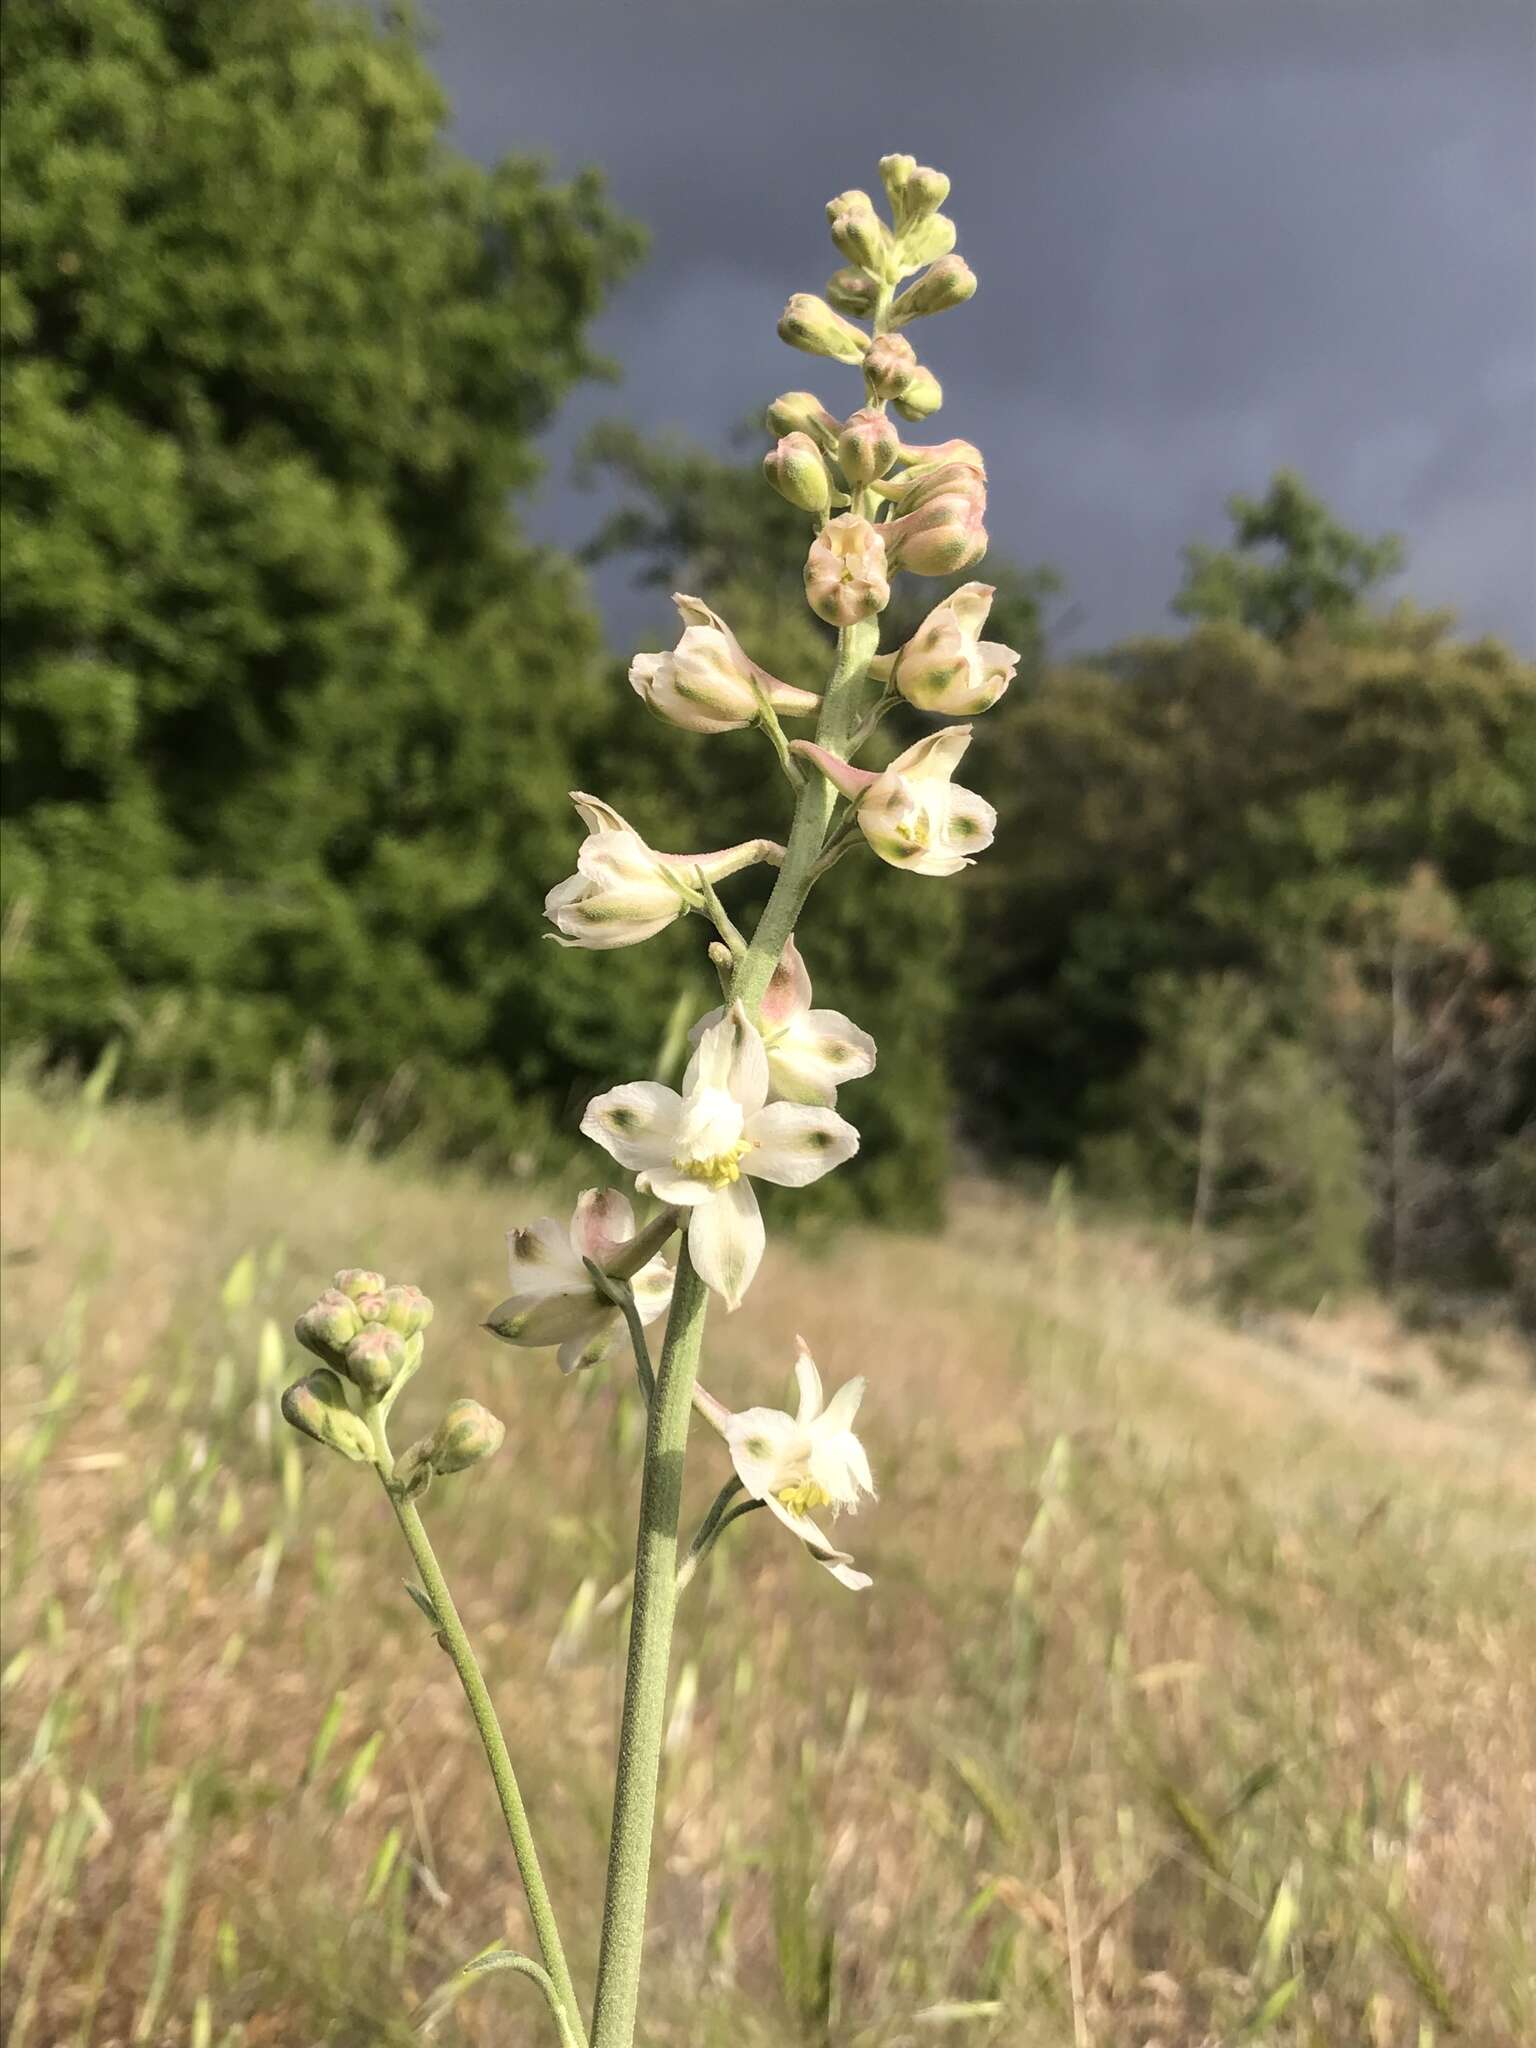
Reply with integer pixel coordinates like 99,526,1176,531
276,153,1013,2048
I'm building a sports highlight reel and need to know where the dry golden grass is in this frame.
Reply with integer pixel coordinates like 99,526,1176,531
2,1079,1533,2047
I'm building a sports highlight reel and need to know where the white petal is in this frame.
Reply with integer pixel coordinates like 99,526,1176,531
557,1319,620,1375
581,1083,682,1171
634,1166,718,1208
768,1009,877,1106
569,1187,637,1264
683,1002,769,1115
793,1342,824,1424
938,783,996,858
887,724,973,784
759,936,813,1030
759,1490,871,1591
629,1256,677,1325
725,1404,806,1499
570,791,637,838
817,1375,866,1436
744,1102,859,1187
686,1179,765,1311
488,1287,610,1347
507,1214,581,1287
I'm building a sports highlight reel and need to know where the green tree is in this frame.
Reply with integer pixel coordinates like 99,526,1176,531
2,0,643,1155
1174,469,1404,642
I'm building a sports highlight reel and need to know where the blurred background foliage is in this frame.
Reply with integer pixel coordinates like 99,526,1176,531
3,0,1533,1318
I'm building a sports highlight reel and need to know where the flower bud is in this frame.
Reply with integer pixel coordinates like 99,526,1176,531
896,212,957,271
837,408,900,486
295,1288,362,1367
778,293,869,366
343,1324,407,1399
878,153,918,218
894,436,986,480
428,1398,506,1475
763,432,832,513
766,391,841,454
804,514,890,626
379,1283,434,1337
334,1268,386,1300
281,1368,375,1463
891,366,944,421
903,166,951,220
884,493,989,576
825,267,879,318
826,189,897,282
862,333,919,403
890,255,978,326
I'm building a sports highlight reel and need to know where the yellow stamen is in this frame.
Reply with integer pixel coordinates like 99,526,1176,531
776,1477,831,1515
672,1137,753,1191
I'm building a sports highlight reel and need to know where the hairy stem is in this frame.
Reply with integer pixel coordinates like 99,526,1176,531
589,1250,711,2047
372,1422,586,2047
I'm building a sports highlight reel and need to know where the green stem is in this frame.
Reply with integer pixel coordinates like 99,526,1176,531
414,1950,578,2046
372,1426,587,2047
589,1250,711,2048
583,1260,657,1405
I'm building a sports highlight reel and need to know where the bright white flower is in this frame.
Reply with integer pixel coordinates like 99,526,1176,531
581,1004,858,1311
879,581,1018,716
794,727,995,877
629,594,821,735
691,937,875,1108
486,1189,675,1375
704,1340,876,1590
544,792,783,950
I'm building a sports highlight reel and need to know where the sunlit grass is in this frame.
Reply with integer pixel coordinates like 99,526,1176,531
2,1078,1532,2046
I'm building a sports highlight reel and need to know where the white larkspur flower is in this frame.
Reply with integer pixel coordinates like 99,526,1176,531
544,792,784,950
629,594,821,736
581,1004,858,1311
793,727,995,877
486,1189,675,1375
875,581,1018,716
701,1340,876,1591
691,937,875,1108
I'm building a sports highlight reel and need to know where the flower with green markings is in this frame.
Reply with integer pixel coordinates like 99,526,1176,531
629,594,821,736
876,581,1019,716
692,937,874,1108
582,1004,858,1311
804,514,890,626
544,792,785,949
705,1340,876,1591
487,1189,676,1375
794,727,996,877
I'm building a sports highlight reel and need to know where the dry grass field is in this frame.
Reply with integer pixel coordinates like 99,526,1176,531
2,1078,1533,2046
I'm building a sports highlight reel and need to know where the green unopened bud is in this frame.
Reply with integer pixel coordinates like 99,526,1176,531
429,1398,506,1475
904,167,951,220
897,212,957,272
333,1268,386,1301
766,391,841,453
281,1369,375,1463
891,255,978,326
763,432,832,512
379,1283,434,1337
825,267,880,318
862,333,919,403
891,365,944,421
343,1324,406,1399
878,153,918,217
295,1288,362,1366
826,189,898,282
837,408,900,485
778,293,869,366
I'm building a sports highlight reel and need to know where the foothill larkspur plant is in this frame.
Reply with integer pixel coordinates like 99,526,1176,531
280,151,1017,2048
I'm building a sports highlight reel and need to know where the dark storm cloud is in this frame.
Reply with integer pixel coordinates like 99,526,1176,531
424,0,1535,652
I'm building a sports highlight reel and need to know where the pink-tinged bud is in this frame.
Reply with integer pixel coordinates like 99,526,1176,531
295,1288,362,1366
862,333,919,403
891,365,943,421
352,1291,391,1324
890,255,977,326
826,189,898,282
825,267,880,318
429,1398,506,1475
333,1269,385,1300
890,581,1018,715
885,494,989,577
804,515,890,626
896,212,957,272
889,460,986,517
379,1283,434,1336
767,392,841,454
763,432,832,513
778,293,869,365
837,409,900,486
281,1368,375,1463
343,1324,407,1399
894,437,986,480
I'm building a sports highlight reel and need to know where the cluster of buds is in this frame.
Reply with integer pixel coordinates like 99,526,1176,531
283,1267,504,1489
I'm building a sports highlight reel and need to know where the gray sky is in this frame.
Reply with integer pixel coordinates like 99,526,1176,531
423,0,1536,653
